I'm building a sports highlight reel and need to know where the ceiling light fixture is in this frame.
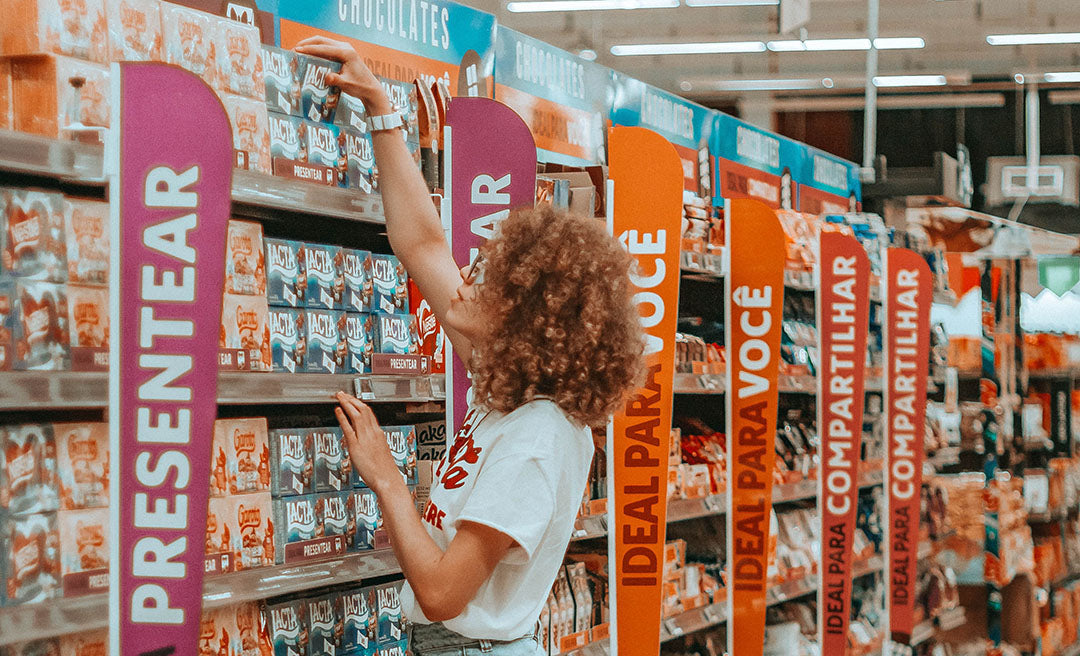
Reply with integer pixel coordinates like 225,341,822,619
872,74,947,87
610,40,767,55
684,0,778,5
1045,71,1080,83
506,0,677,12
684,77,830,91
577,48,598,61
987,32,1080,46
766,37,924,52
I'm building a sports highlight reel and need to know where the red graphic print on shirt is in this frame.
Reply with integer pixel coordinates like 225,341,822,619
434,408,486,490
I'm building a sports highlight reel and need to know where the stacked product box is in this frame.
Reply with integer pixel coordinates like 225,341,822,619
221,219,272,372
261,583,395,656
206,418,273,575
1,422,109,606
0,628,109,656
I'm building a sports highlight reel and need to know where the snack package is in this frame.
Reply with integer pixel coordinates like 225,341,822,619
223,95,272,175
370,255,408,314
298,54,342,123
5,512,61,605
220,292,272,372
0,281,15,370
345,313,373,375
372,314,418,356
310,428,351,493
261,45,302,117
375,582,404,644
224,220,266,297
409,281,445,374
334,93,368,132
63,197,109,286
306,594,343,656
269,111,306,163
340,128,376,193
3,188,67,282
14,280,69,371
265,598,309,656
303,309,347,374
216,18,263,100
223,602,263,656
348,488,380,551
272,494,319,564
340,588,378,656
106,0,162,62
214,418,270,495
160,2,212,77
305,120,341,170
2,424,58,515
415,421,446,462
318,492,350,542
1,0,108,62
58,629,107,656
379,639,407,656
52,423,108,510
56,507,108,597
66,285,108,370
269,307,305,374
381,426,418,486
304,243,344,310
265,238,307,307
9,55,110,145
206,492,272,573
268,428,313,497
342,249,373,314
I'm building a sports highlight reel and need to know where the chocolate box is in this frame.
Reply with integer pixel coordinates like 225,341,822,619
347,488,380,551
382,426,418,486
342,250,373,314
2,424,58,516
409,280,445,374
415,420,446,462
3,188,67,282
305,120,341,169
58,629,107,656
311,428,351,493
298,54,342,123
0,281,15,371
224,94,272,175
370,255,408,315
106,0,162,62
340,588,377,656
266,599,309,656
272,495,319,564
340,128,376,193
379,639,407,656
269,308,305,374
5,512,60,605
206,492,273,573
268,428,312,497
266,238,306,307
372,314,418,356
226,220,266,297
14,280,69,371
9,55,110,145
375,582,404,645
66,285,108,370
1,0,108,62
334,93,368,132
161,2,212,77
303,309,347,374
304,243,344,310
220,292,272,372
215,18,263,100
269,111,306,163
63,198,108,286
219,602,263,656
318,492,350,544
306,594,342,656
377,77,420,145
56,507,108,598
215,418,270,495
344,313,373,375
52,423,108,510
262,45,302,117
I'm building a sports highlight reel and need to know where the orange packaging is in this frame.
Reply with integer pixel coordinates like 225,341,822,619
53,422,108,510
212,417,271,496
63,198,109,286
59,628,108,656
216,18,263,100
0,59,11,130
223,94,272,175
225,219,267,297
1,0,108,62
106,0,162,62
57,507,109,597
220,292,272,372
10,55,110,145
161,1,213,78
67,284,108,371
206,492,273,573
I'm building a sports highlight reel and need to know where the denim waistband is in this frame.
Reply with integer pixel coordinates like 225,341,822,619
411,621,541,653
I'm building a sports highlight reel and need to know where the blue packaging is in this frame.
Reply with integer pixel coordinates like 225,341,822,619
298,54,342,123
381,426,418,486
268,429,312,497
347,488,380,551
265,599,307,656
334,93,369,132
266,238,306,307
303,309,347,374
304,120,341,169
269,112,305,163
269,308,305,374
370,254,408,314
304,244,343,310
272,495,319,564
375,583,404,645
261,46,302,117
310,428,350,493
340,588,378,656
318,492,350,546
306,594,342,656
345,313,373,375
340,128,376,193
342,250,373,314
372,314,418,355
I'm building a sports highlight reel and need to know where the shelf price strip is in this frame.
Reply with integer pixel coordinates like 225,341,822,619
725,199,786,656
109,64,233,656
882,248,933,652
815,232,872,655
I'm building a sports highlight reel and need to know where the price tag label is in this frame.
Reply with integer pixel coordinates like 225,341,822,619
703,496,722,514
703,605,720,624
663,618,682,637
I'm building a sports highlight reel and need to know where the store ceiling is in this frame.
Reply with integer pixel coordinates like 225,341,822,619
480,0,1080,105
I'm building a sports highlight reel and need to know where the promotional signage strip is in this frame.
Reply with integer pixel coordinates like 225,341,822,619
608,127,683,656
725,199,786,656
883,248,933,649
815,232,872,655
445,97,536,431
799,146,862,215
109,63,233,656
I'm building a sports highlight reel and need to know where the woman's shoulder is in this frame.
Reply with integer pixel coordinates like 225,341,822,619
492,398,592,454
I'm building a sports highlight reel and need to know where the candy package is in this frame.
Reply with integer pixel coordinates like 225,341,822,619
298,54,342,123
52,423,107,510
304,244,344,310
372,314,418,356
225,220,267,297
213,418,270,495
62,198,108,286
160,2,212,77
14,280,69,371
345,313,373,375
272,494,319,564
342,249,373,314
2,0,108,62
220,293,271,372
3,189,66,282
2,424,58,515
56,507,108,597
265,598,309,656
340,587,378,656
381,426,418,486
306,594,343,656
0,282,15,371
370,254,408,314
269,307,305,374
305,120,341,170
269,111,305,163
9,55,110,145
265,238,306,307
5,512,61,605
261,46,302,116
310,428,351,493
106,0,162,62
215,18,263,100
268,428,312,497
66,285,108,370
375,582,404,644
223,95,272,175
303,309,347,374
348,488,380,551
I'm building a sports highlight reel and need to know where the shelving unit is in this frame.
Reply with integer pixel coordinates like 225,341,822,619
673,373,886,395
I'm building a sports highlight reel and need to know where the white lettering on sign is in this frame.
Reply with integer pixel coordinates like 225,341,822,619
823,255,858,517
641,90,694,141
618,229,668,355
736,126,780,169
336,0,451,51
814,155,848,190
468,173,511,262
731,285,774,399
514,40,586,100
890,268,921,502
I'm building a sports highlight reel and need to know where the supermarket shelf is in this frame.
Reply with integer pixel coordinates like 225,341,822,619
0,549,401,646
0,372,113,410
562,637,610,656
674,373,887,396
911,607,967,647
0,129,104,182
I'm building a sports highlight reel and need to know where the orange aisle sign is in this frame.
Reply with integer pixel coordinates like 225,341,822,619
608,127,683,656
726,199,786,656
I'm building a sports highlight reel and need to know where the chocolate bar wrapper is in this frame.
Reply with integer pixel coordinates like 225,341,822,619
1,59,11,131
382,426,418,486
2,424,58,516
226,220,267,297
303,309,347,374
306,594,343,656
272,495,319,564
317,492,350,544
224,95,272,175
0,281,15,371
268,428,312,497
269,111,306,163
372,314,417,356
409,280,445,374
298,54,342,123
52,423,108,510
106,0,162,62
262,45,302,117
216,18,263,100
9,55,110,145
220,292,272,372
266,238,306,307
310,428,351,493
268,308,304,374
347,488,380,551
265,598,309,656
370,254,408,315
375,582,404,645
304,243,344,310
56,507,108,597
415,420,446,462
345,313,373,375
215,418,270,495
340,588,377,656
58,629,107,656
305,120,341,169
161,2,212,77
342,250,373,314
2,0,108,62
63,198,109,286
3,188,67,282
341,128,376,193
66,285,108,370
5,512,61,605
204,495,233,572
334,93,369,132
14,280,69,371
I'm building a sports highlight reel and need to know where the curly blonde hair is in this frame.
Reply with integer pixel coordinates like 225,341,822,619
469,206,645,428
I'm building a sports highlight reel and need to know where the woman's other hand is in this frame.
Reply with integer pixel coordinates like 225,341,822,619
334,392,400,493
294,37,391,113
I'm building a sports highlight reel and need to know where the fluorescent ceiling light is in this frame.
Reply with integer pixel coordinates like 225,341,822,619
872,74,947,87
506,0,677,12
577,48,598,61
1045,71,1080,83
767,37,924,52
611,40,767,55
685,77,830,91
685,0,777,5
875,37,926,49
770,93,1006,112
987,32,1080,46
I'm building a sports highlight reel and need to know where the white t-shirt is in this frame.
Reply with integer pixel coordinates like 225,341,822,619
400,399,594,640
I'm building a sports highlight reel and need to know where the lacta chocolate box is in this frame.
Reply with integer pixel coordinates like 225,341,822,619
303,309,347,374
2,424,58,515
340,588,377,656
269,429,312,497
1,0,109,62
5,512,61,605
378,639,408,656
215,18,263,101
262,45,302,117
318,492,350,545
304,243,344,310
223,95,272,175
269,111,306,163
266,238,306,307
265,598,309,656
347,488,380,551
14,280,70,371
340,128,376,193
226,220,267,297
214,418,270,495
271,494,319,564
344,313,373,375
298,54,342,123
160,2,212,77
375,582,404,644
56,507,108,597
10,55,110,145
2,188,66,282
372,314,418,356
334,93,368,133
306,594,342,656
52,423,108,510
310,428,350,493
0,281,15,371
382,426,418,486
342,249,373,314
269,308,305,374
106,0,162,62
370,254,408,315
220,293,272,372
66,285,108,371
305,120,341,169
63,198,108,286
377,77,420,144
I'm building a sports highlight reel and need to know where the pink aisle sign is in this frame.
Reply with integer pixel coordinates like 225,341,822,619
445,97,536,431
108,63,232,656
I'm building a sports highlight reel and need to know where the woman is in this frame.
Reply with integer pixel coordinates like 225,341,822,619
294,37,644,656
